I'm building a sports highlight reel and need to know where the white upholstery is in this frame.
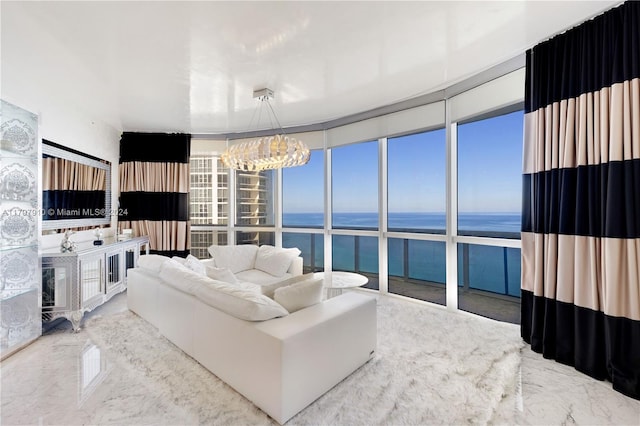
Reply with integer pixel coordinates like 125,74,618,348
261,273,315,298
254,245,302,277
273,278,324,313
185,254,207,275
206,266,239,283
137,254,168,274
205,245,304,281
208,244,259,273
235,269,293,286
159,257,286,321
127,268,377,424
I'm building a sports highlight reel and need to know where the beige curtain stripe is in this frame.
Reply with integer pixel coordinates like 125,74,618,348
119,162,189,193
523,232,639,321
524,78,640,174
119,220,190,253
632,78,640,159
603,237,640,321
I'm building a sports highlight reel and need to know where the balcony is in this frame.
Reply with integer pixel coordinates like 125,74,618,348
328,235,520,324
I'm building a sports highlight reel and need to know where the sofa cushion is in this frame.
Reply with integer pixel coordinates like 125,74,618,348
193,279,289,321
159,258,204,295
206,266,238,284
137,254,170,274
260,273,315,298
254,245,302,277
208,244,259,273
172,256,188,266
273,277,324,313
235,269,293,286
159,258,282,320
186,255,207,276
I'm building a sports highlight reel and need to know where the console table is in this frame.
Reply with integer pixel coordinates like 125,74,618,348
41,235,149,331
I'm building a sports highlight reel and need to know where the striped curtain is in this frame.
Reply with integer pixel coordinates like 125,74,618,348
521,1,639,400
118,132,191,257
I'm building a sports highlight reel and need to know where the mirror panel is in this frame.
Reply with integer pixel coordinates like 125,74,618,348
42,140,111,231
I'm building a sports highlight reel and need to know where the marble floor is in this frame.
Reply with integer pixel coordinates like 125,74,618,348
1,292,639,425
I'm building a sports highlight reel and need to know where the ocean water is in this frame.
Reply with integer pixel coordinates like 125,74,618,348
284,212,521,233
282,212,521,297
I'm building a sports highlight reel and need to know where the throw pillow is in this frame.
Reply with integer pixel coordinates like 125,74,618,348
185,254,207,276
172,256,188,266
261,272,315,298
206,266,239,284
273,277,324,313
207,244,259,273
254,245,301,277
137,254,170,274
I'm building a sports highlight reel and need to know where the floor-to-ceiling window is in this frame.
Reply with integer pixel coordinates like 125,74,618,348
387,128,447,305
331,140,379,290
282,149,325,272
455,109,523,323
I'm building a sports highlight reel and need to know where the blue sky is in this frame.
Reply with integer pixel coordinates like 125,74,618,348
283,110,524,214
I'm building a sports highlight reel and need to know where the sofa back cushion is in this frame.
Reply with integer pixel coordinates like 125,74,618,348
185,254,207,276
138,254,170,274
159,258,205,295
273,277,324,313
193,280,289,321
208,244,259,273
254,245,302,277
206,266,238,284
159,256,287,321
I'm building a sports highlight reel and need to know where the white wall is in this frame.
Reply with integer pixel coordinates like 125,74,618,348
1,3,123,248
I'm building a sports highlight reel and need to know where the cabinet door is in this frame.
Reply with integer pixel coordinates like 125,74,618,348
124,244,137,278
105,250,123,293
42,262,73,315
79,255,104,303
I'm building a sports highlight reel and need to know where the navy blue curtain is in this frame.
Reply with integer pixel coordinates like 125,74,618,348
521,1,640,400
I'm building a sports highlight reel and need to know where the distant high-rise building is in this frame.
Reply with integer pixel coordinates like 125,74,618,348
189,155,273,257
189,155,229,258
235,170,274,245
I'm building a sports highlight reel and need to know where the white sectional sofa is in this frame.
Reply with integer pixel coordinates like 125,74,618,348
127,251,377,424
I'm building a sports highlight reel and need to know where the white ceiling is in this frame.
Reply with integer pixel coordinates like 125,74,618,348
1,1,619,134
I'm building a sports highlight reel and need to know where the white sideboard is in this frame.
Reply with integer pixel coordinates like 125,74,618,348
41,235,149,331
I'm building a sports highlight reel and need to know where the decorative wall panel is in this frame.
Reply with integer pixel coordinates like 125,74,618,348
0,99,41,360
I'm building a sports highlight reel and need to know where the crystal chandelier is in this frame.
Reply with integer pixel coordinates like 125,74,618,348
221,89,310,172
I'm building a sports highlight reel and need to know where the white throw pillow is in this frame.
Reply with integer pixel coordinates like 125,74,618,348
207,244,259,273
206,266,238,284
185,254,207,276
137,254,170,274
273,278,324,313
193,279,289,321
254,245,301,277
172,256,188,266
261,273,315,298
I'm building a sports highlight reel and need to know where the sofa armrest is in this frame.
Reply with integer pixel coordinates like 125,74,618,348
287,256,303,276
253,291,377,423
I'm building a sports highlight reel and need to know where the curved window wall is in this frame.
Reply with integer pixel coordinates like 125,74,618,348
190,64,525,324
